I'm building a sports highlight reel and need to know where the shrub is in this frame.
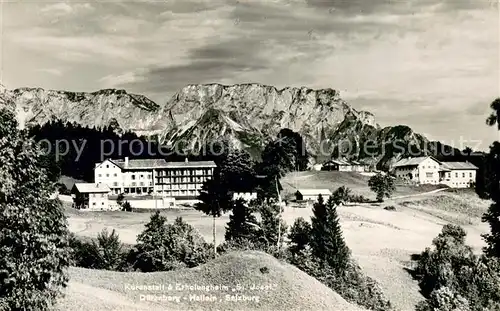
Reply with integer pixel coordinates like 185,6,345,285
384,205,396,211
121,201,132,212
56,182,71,195
415,287,472,311
89,228,124,270
348,194,371,203
131,212,213,272
116,193,125,206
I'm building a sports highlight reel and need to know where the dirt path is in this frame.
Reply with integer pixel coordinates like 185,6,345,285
391,188,447,200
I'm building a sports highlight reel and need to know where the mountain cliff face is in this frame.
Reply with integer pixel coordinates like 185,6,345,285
156,83,378,156
0,83,433,168
1,87,162,132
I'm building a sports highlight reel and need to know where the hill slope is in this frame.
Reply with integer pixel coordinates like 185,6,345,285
58,251,366,311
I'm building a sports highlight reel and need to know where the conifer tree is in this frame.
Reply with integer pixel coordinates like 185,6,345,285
310,195,351,272
288,217,312,254
225,199,259,242
259,203,288,248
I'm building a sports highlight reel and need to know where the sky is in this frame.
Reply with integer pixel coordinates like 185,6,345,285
1,0,499,150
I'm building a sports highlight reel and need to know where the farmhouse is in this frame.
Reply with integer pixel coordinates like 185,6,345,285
322,159,352,172
392,156,478,188
94,157,216,199
392,156,441,185
294,189,332,201
71,182,111,210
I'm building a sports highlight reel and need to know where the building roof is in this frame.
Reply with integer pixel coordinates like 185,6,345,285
392,156,441,168
296,189,332,196
73,183,111,193
441,162,478,170
105,158,216,170
325,159,350,166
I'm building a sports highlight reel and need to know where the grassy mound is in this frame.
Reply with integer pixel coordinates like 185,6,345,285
57,251,366,311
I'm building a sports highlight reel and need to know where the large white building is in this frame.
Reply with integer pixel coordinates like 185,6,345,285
94,157,216,199
391,156,478,188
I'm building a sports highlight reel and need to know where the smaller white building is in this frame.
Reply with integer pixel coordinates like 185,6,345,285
439,162,478,188
295,189,332,202
71,183,112,211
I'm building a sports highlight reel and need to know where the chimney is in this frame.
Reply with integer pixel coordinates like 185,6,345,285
125,157,129,167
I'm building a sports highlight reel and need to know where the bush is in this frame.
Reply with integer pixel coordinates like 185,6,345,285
69,230,126,271
415,287,471,311
130,212,214,272
121,201,132,212
413,224,500,310
348,194,371,203
56,182,71,195
384,205,396,211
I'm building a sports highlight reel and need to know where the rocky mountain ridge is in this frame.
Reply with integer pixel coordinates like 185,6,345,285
0,83,434,168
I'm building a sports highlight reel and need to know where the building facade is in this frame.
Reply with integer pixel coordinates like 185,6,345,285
94,157,216,199
439,162,478,188
392,156,478,188
71,183,112,210
295,189,332,201
392,156,442,185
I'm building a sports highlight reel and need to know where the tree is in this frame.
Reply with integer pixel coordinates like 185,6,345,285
258,203,288,249
132,211,173,272
131,212,213,272
368,173,395,202
486,98,500,130
482,98,500,258
88,228,124,270
194,178,233,256
310,195,351,272
288,217,312,255
331,186,352,205
225,199,259,243
0,108,71,310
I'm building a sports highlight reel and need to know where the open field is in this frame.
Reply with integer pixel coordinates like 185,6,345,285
64,171,492,311
57,251,365,311
281,171,446,199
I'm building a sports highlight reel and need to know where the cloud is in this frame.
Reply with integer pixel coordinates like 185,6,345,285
40,2,93,15
36,68,64,76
